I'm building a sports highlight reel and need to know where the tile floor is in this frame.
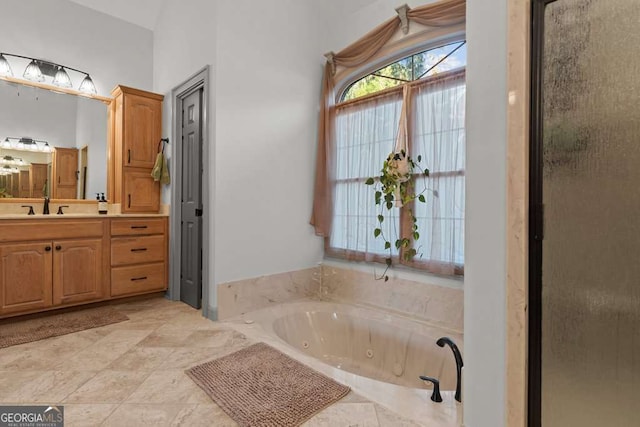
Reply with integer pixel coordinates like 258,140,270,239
0,297,422,426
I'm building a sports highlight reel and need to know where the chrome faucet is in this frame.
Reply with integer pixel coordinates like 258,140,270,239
43,197,50,215
437,336,463,402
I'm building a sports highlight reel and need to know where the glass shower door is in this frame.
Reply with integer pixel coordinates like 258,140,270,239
538,0,640,425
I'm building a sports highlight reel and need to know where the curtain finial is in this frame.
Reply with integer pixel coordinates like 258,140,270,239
324,52,336,75
395,4,410,34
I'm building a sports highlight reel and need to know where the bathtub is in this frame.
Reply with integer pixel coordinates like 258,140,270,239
225,300,462,426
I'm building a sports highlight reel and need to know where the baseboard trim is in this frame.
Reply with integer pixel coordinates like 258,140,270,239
206,305,218,321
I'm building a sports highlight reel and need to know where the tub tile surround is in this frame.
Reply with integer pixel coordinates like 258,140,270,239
217,264,463,334
320,265,464,333
217,267,321,319
0,297,423,426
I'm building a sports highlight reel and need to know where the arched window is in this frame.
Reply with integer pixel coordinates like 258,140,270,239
342,41,466,101
328,40,466,276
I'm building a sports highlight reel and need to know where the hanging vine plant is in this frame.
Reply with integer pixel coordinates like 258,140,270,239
365,149,430,281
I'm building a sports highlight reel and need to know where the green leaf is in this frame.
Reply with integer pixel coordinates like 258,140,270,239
385,258,392,267
424,168,430,176
377,215,384,223
374,228,381,238
395,239,402,249
386,201,393,210
384,275,389,282
385,242,391,249
365,177,375,185
413,232,420,240
418,194,426,203
417,155,422,162
402,238,410,248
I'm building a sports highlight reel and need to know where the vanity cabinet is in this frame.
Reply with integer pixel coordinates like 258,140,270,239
0,217,167,318
51,147,79,199
52,238,104,305
0,219,108,317
0,242,52,315
110,217,167,297
110,86,163,213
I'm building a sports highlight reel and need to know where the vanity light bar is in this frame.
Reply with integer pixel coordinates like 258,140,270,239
0,52,96,95
2,137,53,153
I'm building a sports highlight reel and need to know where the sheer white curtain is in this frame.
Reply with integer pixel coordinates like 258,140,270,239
329,91,403,261
412,71,466,274
329,70,465,275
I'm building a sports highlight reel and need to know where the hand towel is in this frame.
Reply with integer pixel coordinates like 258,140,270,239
151,152,170,184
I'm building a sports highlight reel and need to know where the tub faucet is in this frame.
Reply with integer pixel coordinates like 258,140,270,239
436,336,463,402
43,197,50,215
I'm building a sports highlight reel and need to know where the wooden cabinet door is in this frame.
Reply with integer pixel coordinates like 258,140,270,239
0,242,52,315
52,148,79,199
123,170,160,212
11,172,18,197
52,238,103,305
18,170,30,198
30,163,49,198
123,94,161,169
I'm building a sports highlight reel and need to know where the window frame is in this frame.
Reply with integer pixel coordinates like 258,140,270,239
326,48,466,277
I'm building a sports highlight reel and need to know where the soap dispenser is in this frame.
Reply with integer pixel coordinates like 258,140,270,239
98,193,108,215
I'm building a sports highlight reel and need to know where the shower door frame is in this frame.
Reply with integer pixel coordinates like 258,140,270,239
528,0,556,426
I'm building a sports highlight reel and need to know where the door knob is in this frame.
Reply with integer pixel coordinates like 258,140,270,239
55,245,62,251
44,246,51,252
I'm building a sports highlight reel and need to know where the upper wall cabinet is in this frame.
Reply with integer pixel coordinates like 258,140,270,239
124,93,162,169
110,86,164,213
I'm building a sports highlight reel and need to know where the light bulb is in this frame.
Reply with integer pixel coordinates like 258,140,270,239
52,67,72,88
79,75,97,94
23,60,44,82
0,54,13,77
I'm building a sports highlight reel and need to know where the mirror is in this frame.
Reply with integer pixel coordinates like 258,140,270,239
0,78,108,199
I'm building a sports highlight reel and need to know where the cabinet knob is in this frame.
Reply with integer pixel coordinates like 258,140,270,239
45,246,51,252
55,245,62,251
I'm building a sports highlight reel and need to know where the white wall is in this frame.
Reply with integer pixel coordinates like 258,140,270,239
154,0,325,310
0,80,78,147
0,0,153,96
464,0,508,425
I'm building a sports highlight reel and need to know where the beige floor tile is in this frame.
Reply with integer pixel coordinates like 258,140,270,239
107,346,175,371
1,298,422,426
137,329,190,347
155,347,222,370
62,403,118,427
2,370,98,403
303,402,380,427
183,329,238,348
125,369,210,404
54,330,154,371
0,370,43,401
102,403,186,427
374,403,424,426
171,403,238,426
63,370,151,403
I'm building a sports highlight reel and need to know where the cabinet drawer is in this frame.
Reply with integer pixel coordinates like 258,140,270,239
111,263,166,297
0,220,104,243
111,235,165,266
111,218,165,236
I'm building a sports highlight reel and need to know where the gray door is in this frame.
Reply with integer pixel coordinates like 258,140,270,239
180,88,203,308
537,0,640,425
